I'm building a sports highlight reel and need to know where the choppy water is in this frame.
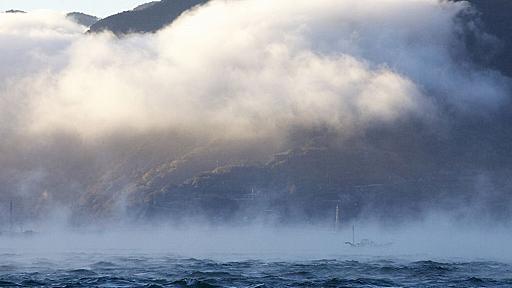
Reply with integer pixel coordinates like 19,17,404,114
0,253,511,287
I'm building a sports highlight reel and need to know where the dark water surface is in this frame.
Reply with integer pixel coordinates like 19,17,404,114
0,253,511,287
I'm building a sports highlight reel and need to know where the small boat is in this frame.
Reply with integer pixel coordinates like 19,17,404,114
345,225,392,248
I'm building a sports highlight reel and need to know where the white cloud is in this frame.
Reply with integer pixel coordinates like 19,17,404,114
0,0,508,151
2,0,486,141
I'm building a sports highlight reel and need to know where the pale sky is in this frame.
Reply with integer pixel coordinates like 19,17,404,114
0,0,150,17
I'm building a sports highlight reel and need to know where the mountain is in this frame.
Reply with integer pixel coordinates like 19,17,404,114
128,116,512,224
66,12,99,27
4,10,26,13
87,0,511,75
88,0,208,35
85,0,512,76
133,2,160,11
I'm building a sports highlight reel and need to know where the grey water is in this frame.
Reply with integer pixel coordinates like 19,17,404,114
0,253,511,287
1,224,511,287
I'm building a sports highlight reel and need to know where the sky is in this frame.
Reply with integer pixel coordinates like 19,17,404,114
0,0,149,17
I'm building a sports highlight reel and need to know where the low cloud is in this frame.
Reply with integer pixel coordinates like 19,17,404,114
4,0,505,141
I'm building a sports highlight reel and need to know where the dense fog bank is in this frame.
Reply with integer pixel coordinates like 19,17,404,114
1,217,512,262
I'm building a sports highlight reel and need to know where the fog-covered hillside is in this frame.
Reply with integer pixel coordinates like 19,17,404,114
80,0,512,225
1,0,511,228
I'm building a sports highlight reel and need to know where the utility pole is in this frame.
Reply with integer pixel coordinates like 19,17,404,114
335,204,340,232
352,224,355,245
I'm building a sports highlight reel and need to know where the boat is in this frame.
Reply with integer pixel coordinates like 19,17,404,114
344,224,392,248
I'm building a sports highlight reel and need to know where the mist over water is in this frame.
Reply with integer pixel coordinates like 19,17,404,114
0,216,510,263
1,219,512,287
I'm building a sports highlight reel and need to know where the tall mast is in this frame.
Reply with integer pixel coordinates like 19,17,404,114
9,200,13,233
